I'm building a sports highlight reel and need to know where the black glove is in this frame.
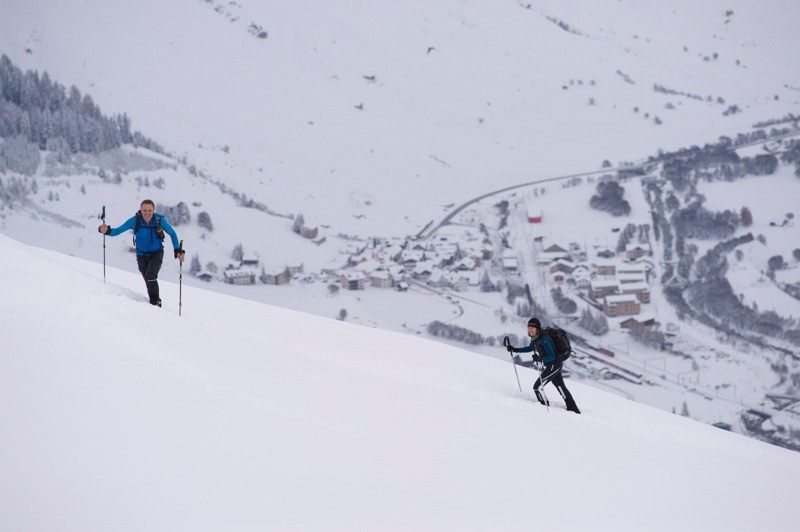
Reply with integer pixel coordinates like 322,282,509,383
174,248,185,259
506,345,514,353
532,354,542,363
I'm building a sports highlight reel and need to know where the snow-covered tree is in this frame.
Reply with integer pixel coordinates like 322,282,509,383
589,180,631,217
198,211,214,232
292,213,305,233
740,206,753,227
189,255,201,276
578,308,609,335
231,244,244,263
159,202,191,226
551,287,577,314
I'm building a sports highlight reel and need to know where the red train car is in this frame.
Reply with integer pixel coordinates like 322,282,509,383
596,347,615,358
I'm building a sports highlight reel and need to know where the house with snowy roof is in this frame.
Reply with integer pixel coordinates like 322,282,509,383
537,244,570,264
590,279,620,300
620,281,651,303
617,262,650,282
571,265,592,289
595,258,617,277
501,249,519,272
224,269,256,285
369,270,395,288
340,271,367,290
262,266,291,285
625,242,652,260
550,258,576,275
603,294,641,317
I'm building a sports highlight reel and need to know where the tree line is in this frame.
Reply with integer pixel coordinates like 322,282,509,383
0,54,164,175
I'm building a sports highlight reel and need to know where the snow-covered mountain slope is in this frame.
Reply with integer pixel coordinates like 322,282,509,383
1,233,799,532
3,0,800,457
3,0,799,236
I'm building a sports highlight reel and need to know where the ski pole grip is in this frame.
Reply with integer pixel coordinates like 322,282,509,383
101,205,106,222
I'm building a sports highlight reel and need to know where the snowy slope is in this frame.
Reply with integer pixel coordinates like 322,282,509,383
3,0,800,459
2,233,800,532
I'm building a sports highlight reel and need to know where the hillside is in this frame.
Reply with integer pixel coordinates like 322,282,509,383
2,0,800,451
3,0,799,234
2,233,800,532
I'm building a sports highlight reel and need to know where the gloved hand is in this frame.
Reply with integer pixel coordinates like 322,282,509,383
506,345,515,353
532,354,542,363
98,224,111,235
174,248,185,259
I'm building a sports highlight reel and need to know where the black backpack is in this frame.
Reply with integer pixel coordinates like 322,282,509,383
542,327,572,361
134,212,165,239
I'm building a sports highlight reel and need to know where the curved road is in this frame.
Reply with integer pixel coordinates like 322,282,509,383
418,165,647,240
419,128,800,241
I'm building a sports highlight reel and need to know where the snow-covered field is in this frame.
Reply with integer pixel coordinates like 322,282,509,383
2,0,800,458
700,169,800,317
3,233,800,532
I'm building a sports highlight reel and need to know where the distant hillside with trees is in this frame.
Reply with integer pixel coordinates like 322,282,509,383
0,54,164,176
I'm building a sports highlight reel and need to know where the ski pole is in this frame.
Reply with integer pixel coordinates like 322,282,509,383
178,239,183,316
101,205,106,284
503,336,522,392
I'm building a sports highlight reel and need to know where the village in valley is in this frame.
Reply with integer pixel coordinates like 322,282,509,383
213,176,658,336
202,164,800,453
45,119,792,451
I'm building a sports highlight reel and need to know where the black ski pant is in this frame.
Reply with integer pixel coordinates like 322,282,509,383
534,360,580,413
136,250,164,305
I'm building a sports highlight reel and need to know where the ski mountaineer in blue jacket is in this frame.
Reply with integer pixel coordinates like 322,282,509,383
507,318,581,413
98,199,185,307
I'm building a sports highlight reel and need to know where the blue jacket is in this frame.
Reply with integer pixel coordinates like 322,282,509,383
516,334,558,363
109,213,180,256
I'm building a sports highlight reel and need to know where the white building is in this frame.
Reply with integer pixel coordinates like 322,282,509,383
603,294,641,317
224,269,256,285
